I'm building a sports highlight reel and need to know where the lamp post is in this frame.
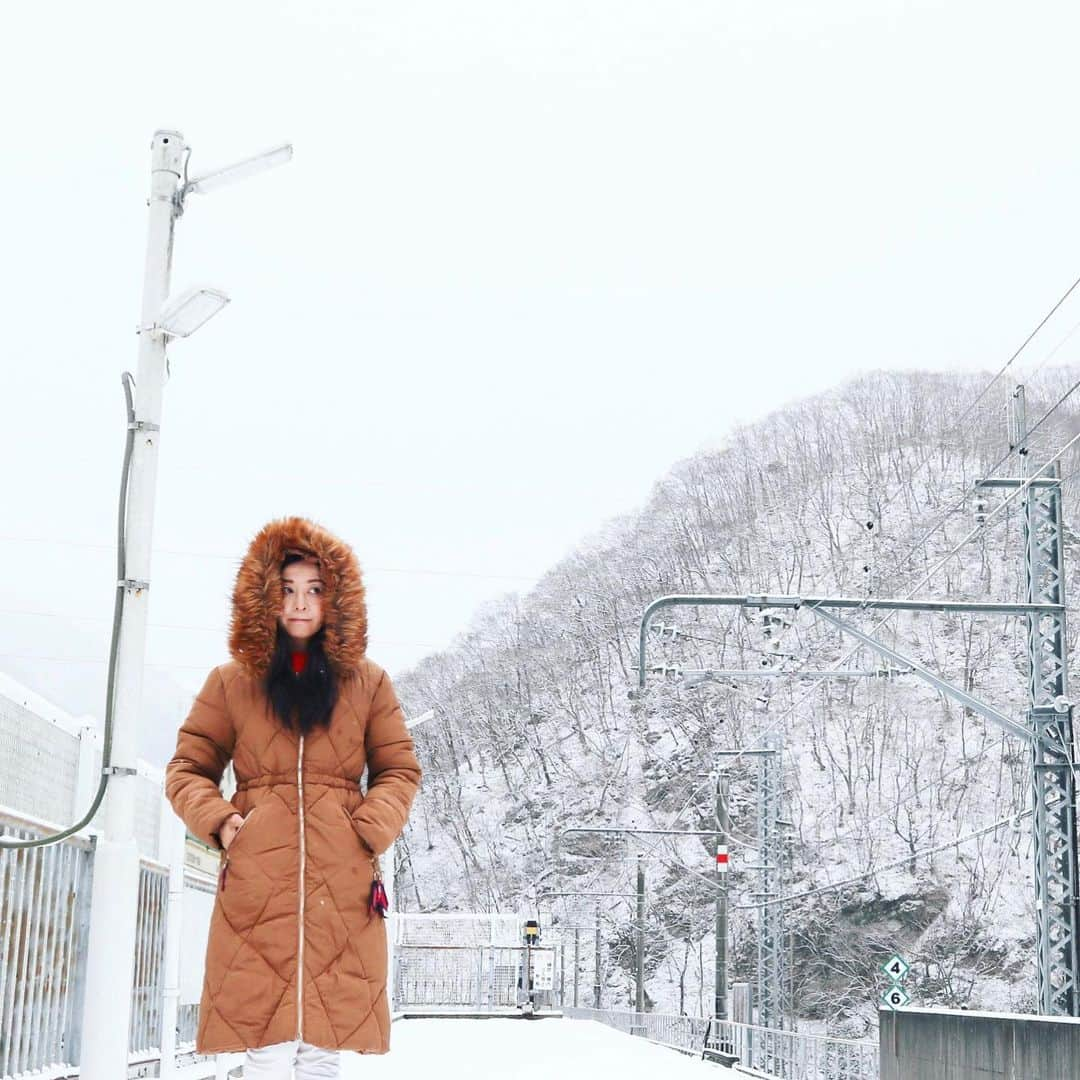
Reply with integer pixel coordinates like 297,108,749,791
79,131,291,1080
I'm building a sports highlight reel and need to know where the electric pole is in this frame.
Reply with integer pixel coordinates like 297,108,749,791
80,131,184,1080
635,853,646,1017
716,770,729,1022
1009,385,1080,1015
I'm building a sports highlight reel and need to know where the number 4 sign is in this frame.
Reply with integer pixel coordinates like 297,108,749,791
881,954,910,982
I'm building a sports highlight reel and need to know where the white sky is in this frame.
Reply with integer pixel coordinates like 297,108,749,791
6,1,1080,753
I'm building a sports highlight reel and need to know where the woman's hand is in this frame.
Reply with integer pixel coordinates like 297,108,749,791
220,813,246,851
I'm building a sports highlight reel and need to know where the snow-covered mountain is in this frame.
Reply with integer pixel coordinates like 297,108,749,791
389,367,1080,1036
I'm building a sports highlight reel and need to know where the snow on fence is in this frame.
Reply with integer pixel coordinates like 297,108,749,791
0,672,165,864
392,912,562,1011
563,1006,879,1080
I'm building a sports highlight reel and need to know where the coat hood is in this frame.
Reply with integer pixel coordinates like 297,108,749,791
228,516,368,681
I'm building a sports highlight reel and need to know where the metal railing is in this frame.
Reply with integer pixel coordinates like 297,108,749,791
394,943,561,1010
563,1006,879,1080
0,819,94,1079
0,810,207,1080
3,818,878,1080
130,859,169,1058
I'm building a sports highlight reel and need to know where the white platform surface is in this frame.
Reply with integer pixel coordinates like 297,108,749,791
343,1016,733,1079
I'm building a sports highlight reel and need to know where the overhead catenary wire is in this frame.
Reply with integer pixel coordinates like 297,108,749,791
890,367,1080,585
563,381,1080,910
733,808,1034,911
561,286,1080,933
1022,314,1080,384
616,450,1080,889
710,430,1080,780
0,532,540,583
839,273,1080,565
609,802,1031,915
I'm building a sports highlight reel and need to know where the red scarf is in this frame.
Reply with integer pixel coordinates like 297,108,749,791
290,650,308,675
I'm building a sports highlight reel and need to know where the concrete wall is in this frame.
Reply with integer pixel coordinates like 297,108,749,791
879,1006,1080,1080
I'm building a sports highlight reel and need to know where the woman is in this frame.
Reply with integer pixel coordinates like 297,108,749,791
165,516,422,1079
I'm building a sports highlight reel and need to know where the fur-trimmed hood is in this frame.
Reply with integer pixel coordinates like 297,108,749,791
228,516,368,681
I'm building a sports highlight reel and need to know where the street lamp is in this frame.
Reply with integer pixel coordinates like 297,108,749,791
78,130,292,1080
181,142,293,198
155,286,230,338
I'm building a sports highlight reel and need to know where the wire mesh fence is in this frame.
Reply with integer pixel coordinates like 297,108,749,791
394,943,561,1010
563,1006,879,1080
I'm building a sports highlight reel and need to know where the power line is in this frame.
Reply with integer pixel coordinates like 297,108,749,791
853,275,1080,565
609,801,1030,918
681,388,1080,784
564,294,1080,933
1023,315,1080,383
714,432,1080,779
734,809,1032,911
0,533,540,583
0,606,444,648
891,369,1080,585
805,733,1013,854
0,639,440,672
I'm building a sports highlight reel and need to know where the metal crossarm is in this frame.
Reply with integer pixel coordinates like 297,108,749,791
636,456,1080,1015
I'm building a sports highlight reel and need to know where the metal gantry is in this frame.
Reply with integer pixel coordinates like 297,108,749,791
1008,384,1080,1015
717,746,789,1029
636,479,1080,1018
755,735,786,1030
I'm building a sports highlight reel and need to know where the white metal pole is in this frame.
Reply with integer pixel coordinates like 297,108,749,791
79,129,184,1080
158,797,186,1080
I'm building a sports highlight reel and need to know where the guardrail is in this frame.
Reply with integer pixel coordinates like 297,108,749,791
0,809,214,1080
393,943,561,1010
1,816,95,1079
563,1006,879,1080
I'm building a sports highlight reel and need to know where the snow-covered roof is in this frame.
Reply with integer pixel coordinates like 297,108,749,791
0,669,94,737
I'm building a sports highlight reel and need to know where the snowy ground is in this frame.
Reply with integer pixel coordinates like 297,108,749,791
343,1017,734,1079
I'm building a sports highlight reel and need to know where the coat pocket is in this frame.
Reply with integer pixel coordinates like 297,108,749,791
217,803,261,894
227,803,261,856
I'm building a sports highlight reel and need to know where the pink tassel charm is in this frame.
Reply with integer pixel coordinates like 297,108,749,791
369,854,389,917
370,878,389,918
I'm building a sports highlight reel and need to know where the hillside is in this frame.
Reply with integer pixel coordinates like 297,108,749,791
389,367,1080,1036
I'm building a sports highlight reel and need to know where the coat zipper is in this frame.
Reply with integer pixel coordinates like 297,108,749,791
297,732,306,1040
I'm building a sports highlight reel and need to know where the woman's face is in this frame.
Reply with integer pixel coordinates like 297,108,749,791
279,557,325,646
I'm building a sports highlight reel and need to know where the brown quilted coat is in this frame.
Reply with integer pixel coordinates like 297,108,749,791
164,516,422,1055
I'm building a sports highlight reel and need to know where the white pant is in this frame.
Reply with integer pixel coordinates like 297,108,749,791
242,1039,340,1080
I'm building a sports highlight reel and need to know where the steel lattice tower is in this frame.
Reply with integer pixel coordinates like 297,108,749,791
1017,401,1080,1014
756,736,788,1031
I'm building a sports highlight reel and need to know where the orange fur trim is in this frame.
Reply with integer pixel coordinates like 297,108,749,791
228,516,368,681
